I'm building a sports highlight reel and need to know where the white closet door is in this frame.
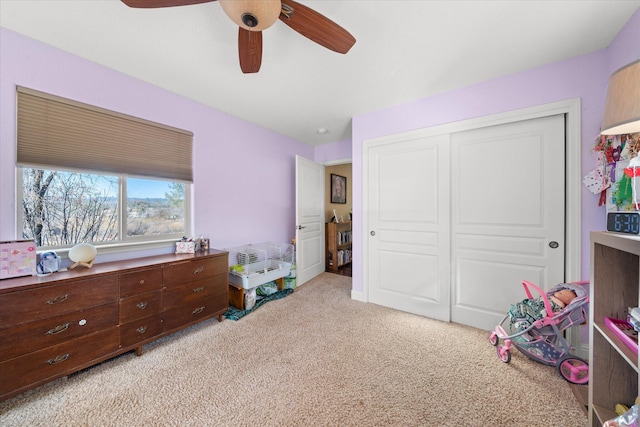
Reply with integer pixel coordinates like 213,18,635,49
366,134,451,321
450,115,565,330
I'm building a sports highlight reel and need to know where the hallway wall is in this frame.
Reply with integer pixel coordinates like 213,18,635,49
325,164,352,223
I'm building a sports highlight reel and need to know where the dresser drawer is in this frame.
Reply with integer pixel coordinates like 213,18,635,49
119,267,163,298
120,290,162,324
0,302,118,362
0,327,119,398
120,314,163,349
0,275,119,325
163,303,220,332
163,275,226,308
163,256,226,287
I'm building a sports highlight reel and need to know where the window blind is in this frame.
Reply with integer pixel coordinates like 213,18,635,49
16,86,194,182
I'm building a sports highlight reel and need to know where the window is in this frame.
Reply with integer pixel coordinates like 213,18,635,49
127,177,186,238
19,168,188,250
16,86,193,251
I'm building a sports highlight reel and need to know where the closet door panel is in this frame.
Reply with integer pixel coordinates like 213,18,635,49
366,134,450,321
450,115,565,330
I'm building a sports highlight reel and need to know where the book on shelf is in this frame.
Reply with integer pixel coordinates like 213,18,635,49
336,249,352,266
336,231,351,245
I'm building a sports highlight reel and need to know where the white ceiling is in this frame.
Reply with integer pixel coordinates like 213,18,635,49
1,0,639,146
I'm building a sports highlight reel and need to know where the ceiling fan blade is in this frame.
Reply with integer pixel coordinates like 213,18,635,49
279,0,355,54
238,28,262,74
120,0,215,8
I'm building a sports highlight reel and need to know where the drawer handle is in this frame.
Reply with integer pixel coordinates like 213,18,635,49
46,353,70,365
192,306,205,315
46,323,70,335
136,326,147,334
139,279,145,285
192,287,204,293
47,294,69,305
192,265,204,275
136,302,148,310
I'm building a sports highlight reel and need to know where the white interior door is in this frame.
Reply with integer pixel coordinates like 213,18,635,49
450,115,565,330
295,155,325,286
366,134,451,321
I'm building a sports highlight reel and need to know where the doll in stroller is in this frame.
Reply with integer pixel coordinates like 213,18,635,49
488,280,589,384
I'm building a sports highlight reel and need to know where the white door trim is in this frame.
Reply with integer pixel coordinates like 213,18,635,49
361,98,582,303
324,158,352,166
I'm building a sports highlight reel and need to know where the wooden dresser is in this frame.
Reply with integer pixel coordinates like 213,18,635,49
0,249,228,401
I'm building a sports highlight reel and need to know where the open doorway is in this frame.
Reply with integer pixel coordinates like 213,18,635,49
325,162,352,277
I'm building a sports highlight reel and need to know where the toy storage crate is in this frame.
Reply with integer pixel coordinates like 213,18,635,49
226,242,294,290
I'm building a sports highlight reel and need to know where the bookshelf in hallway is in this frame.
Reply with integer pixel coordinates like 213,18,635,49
325,221,352,273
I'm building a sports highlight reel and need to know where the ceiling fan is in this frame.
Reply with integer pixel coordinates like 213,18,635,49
120,0,356,73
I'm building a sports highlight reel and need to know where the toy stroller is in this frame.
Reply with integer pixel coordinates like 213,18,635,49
489,280,589,384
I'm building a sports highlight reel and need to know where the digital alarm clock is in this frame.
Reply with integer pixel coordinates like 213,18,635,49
607,212,640,234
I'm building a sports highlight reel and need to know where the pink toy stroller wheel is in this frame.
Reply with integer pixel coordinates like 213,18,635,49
488,331,499,346
497,345,511,363
556,355,589,384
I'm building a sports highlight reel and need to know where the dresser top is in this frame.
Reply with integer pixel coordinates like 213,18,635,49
0,249,227,294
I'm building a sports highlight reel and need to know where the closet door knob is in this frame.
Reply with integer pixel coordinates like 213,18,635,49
370,231,375,236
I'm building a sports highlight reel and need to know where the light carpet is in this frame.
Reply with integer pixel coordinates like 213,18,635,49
0,272,586,426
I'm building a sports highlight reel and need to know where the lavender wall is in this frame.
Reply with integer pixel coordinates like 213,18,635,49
351,9,640,293
0,28,314,260
314,139,353,164
606,8,640,76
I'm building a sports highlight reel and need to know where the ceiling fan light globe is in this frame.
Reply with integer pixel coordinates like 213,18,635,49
219,0,281,31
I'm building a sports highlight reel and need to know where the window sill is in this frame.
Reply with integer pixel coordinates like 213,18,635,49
38,239,179,261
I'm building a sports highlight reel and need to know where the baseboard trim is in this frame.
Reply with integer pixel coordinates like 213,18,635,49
351,289,365,302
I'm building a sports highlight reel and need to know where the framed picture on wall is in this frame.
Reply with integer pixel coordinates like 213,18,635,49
331,174,347,204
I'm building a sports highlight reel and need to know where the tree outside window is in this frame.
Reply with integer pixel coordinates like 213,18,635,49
21,168,187,249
